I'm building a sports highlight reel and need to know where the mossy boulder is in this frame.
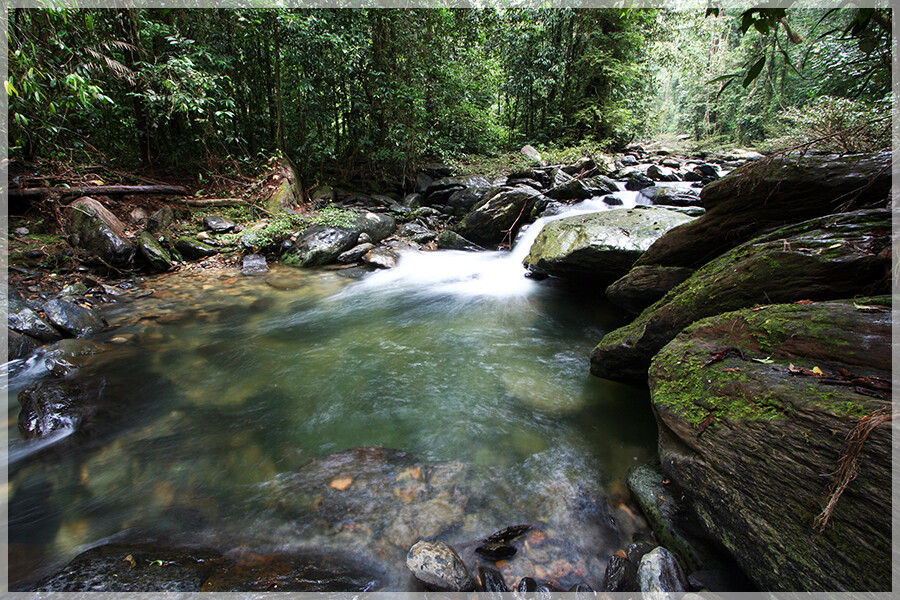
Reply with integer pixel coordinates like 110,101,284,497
68,197,133,266
174,237,219,259
138,232,173,272
523,207,695,283
648,298,892,591
636,152,891,269
590,209,890,381
454,186,545,247
605,265,695,314
281,211,396,268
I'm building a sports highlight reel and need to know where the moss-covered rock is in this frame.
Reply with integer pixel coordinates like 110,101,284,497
590,209,890,381
68,197,133,266
138,232,173,272
523,207,695,283
174,237,219,259
635,151,891,269
454,186,544,247
648,298,891,591
605,265,695,314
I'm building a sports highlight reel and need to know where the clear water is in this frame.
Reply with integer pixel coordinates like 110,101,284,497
5,198,659,589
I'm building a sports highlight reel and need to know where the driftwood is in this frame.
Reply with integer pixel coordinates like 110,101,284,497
8,184,188,201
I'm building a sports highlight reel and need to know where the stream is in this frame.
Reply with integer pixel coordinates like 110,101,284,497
6,190,663,590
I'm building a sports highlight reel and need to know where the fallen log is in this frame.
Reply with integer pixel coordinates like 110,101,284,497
173,198,246,207
7,184,189,201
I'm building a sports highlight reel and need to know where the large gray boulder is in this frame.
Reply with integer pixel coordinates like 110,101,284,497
590,209,891,381
636,152,891,269
454,186,545,247
68,197,132,266
281,211,396,268
42,299,104,338
649,299,891,590
523,207,695,284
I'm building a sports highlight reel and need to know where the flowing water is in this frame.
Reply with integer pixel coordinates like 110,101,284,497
5,193,662,590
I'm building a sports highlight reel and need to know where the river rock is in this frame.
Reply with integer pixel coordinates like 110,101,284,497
407,540,476,592
30,543,227,592
521,144,543,165
138,232,173,272
603,555,638,592
649,298,891,590
241,253,269,275
455,186,545,246
523,207,695,284
282,211,396,268
363,247,400,269
203,215,236,233
636,152,892,269
42,299,104,338
637,547,688,594
337,242,376,264
647,165,681,182
545,176,617,201
174,237,219,259
435,231,484,251
8,328,41,360
605,265,695,314
43,338,108,377
447,186,490,215
591,209,891,381
18,380,93,439
8,304,62,342
639,186,702,207
146,205,174,233
68,197,132,266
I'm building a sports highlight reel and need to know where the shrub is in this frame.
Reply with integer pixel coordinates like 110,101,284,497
771,95,891,153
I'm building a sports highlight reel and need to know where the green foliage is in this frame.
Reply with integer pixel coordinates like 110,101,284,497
252,206,358,248
769,95,891,153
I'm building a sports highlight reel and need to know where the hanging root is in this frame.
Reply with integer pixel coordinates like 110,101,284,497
813,404,895,532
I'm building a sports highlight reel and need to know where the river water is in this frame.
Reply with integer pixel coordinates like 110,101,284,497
6,191,661,590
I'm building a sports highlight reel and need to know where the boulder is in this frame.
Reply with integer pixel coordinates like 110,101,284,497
454,186,545,246
605,265,695,314
138,232,173,272
520,144,543,165
8,304,62,342
42,299,104,338
590,209,891,381
637,547,689,594
202,215,236,233
625,172,655,191
282,211,396,268
8,328,41,360
648,299,892,590
545,176,617,201
68,197,132,266
363,247,400,269
523,207,695,284
337,243,376,264
425,176,492,196
639,186,702,207
647,165,681,182
434,231,484,251
446,187,490,216
406,540,476,592
174,237,218,259
146,205,174,233
636,152,892,269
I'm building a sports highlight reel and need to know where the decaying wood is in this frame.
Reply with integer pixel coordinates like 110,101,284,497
8,184,188,201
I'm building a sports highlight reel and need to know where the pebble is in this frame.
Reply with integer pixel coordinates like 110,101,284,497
406,540,475,592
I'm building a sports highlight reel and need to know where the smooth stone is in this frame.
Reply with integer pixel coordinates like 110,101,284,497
603,554,638,592
43,339,107,377
638,547,688,594
68,197,132,266
407,540,475,592
434,231,484,252
174,237,219,259
337,243,376,264
41,299,104,337
241,254,269,275
478,566,510,592
362,247,400,269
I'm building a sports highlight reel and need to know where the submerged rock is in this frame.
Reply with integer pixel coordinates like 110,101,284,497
591,209,891,381
43,338,108,377
68,197,132,266
407,540,476,592
649,298,891,591
42,299,104,338
17,380,94,439
523,207,694,284
636,151,891,269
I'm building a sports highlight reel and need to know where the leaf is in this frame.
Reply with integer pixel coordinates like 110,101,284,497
329,477,353,491
752,356,775,364
4,79,17,97
743,57,766,87
812,366,825,376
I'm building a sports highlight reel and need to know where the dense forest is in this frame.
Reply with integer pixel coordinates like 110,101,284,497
7,6,892,183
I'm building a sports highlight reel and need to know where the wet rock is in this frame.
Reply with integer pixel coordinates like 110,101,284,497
523,207,695,284
626,463,721,574
8,328,41,360
636,152,891,269
639,186,702,207
8,304,62,342
203,215,236,233
30,543,226,592
407,540,476,592
68,197,132,266
545,176,617,201
478,566,510,593
517,577,538,592
590,209,891,381
59,283,89,298
688,569,755,593
403,192,425,208
638,547,688,594
363,247,400,269
603,555,638,592
42,298,104,337
138,232,173,272
455,186,545,246
174,237,219,259
337,242,376,264
282,211,396,268
43,338,108,377
146,205,174,233
647,164,682,182
602,195,623,206
649,299,891,590
241,253,269,275
692,163,720,180
605,265,695,314
447,186,491,216
18,380,93,439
